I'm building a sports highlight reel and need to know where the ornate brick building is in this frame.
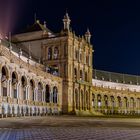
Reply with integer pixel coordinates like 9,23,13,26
0,13,140,117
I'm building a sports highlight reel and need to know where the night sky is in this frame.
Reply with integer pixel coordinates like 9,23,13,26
1,0,140,75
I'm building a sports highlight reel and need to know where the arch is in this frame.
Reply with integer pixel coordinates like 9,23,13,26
130,97,134,109
12,71,18,99
110,96,115,108
21,76,27,100
30,79,35,101
1,66,9,80
38,82,43,102
1,66,9,97
53,86,58,103
45,84,50,103
48,47,52,60
97,94,102,108
124,97,128,108
104,95,108,108
75,89,78,110
117,96,122,108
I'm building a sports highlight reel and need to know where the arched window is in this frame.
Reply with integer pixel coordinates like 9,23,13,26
53,86,58,103
48,47,52,60
54,47,59,59
74,68,77,80
45,85,50,103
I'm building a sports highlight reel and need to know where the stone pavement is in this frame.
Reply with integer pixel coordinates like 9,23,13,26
0,116,140,140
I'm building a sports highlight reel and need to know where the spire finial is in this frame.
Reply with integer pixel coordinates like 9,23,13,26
63,11,71,31
85,28,91,43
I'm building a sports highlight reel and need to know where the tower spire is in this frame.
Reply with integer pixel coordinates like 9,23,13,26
63,12,71,31
85,28,91,43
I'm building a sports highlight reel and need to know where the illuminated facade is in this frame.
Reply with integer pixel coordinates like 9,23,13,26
0,13,140,117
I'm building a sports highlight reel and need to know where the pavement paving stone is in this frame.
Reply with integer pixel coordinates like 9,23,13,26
0,127,139,140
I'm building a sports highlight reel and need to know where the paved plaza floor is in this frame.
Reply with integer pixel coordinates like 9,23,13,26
0,116,140,140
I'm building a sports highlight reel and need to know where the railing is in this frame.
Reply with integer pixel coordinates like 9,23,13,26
93,69,140,85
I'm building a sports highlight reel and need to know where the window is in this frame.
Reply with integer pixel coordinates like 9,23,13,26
54,47,59,59
80,70,83,80
75,50,78,60
85,72,88,81
74,68,77,80
48,48,52,60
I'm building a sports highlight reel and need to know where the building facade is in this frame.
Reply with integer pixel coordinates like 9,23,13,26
0,39,62,117
0,13,140,117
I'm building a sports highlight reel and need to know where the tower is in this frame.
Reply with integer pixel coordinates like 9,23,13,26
63,12,71,31
85,28,91,43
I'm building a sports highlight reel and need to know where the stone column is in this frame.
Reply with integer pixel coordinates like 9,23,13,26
18,83,21,100
41,90,44,102
7,79,10,97
33,88,36,101
9,79,12,98
25,86,28,100
35,88,38,101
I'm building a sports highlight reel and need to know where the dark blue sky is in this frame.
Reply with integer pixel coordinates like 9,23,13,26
10,0,140,75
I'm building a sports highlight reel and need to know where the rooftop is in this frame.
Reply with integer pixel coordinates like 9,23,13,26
93,69,140,85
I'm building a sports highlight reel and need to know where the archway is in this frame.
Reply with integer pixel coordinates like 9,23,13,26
12,72,18,99
30,79,35,101
97,94,101,108
1,66,9,97
104,95,108,108
45,85,50,103
21,76,27,100
38,82,43,102
92,93,95,108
